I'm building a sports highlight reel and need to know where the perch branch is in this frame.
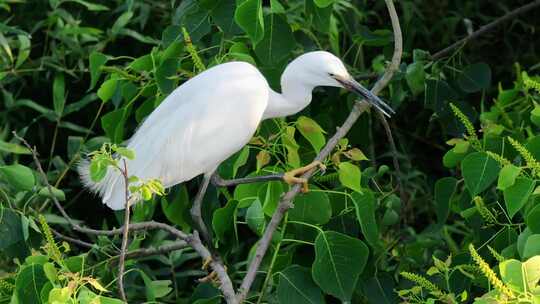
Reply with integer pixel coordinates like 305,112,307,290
236,0,403,302
14,132,238,304
118,160,131,301
432,0,540,60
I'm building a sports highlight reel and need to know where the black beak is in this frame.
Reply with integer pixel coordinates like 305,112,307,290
335,76,395,118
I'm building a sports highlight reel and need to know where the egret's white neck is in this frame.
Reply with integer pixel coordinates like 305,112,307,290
262,66,313,120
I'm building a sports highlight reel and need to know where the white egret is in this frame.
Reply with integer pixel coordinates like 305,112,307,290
79,51,393,229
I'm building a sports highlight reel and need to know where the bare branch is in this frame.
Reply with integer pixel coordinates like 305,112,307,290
13,132,238,304
118,160,131,301
50,228,94,249
432,0,540,60
236,0,403,301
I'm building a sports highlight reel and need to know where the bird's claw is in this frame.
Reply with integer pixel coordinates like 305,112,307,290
199,257,226,285
283,161,326,193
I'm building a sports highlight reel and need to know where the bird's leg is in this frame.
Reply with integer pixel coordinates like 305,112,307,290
198,256,228,284
283,161,326,193
190,174,212,245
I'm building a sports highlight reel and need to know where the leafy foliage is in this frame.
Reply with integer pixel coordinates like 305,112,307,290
1,0,540,303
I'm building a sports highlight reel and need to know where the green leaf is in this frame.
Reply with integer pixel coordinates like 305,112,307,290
457,63,491,93
434,177,457,227
277,265,325,304
497,164,521,190
296,116,326,153
461,152,500,196
499,259,525,292
504,177,535,218
97,78,118,103
111,11,133,36
351,191,380,249
49,287,71,303
530,106,540,127
312,231,368,301
156,58,178,94
527,204,540,234
523,234,540,259
234,0,264,45
289,188,331,225
260,181,284,216
64,0,109,11
15,34,30,68
53,73,65,117
116,147,135,160
0,164,35,191
130,54,153,72
15,264,48,304
338,162,362,193
43,262,58,282
246,199,265,236
405,62,425,95
89,52,108,90
0,139,31,154
101,106,131,143
254,14,295,65
212,200,238,243
89,159,107,182
38,186,66,201
523,256,540,292
0,208,24,249
313,0,334,8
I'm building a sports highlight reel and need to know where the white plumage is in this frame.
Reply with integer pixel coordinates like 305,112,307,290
79,51,393,210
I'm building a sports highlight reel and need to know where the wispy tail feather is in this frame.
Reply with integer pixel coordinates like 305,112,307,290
77,158,126,210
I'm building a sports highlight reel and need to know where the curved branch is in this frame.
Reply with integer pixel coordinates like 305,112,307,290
432,0,540,60
235,0,403,302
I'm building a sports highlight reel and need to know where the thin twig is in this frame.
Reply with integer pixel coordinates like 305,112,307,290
118,160,131,302
50,228,94,249
236,0,403,301
431,0,540,60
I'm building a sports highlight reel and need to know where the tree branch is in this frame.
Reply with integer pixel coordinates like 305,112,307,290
431,0,540,60
13,132,238,304
236,0,403,302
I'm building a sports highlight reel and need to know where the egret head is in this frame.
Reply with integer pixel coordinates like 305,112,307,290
285,51,395,117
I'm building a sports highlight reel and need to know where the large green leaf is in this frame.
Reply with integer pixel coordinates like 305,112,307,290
405,62,425,95
351,191,380,249
504,177,535,218
527,204,540,234
523,256,540,293
497,164,521,190
0,164,35,191
156,58,178,94
277,265,324,304
15,264,48,304
312,231,368,301
234,0,264,45
161,185,191,231
260,181,284,216
523,234,540,259
499,259,525,292
0,208,25,249
457,63,491,93
461,152,500,196
289,188,331,225
246,199,265,236
254,13,295,65
212,200,238,243
434,177,457,227
89,51,108,90
295,116,325,153
338,162,362,193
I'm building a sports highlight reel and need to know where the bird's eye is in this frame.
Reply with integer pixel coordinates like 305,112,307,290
328,73,336,77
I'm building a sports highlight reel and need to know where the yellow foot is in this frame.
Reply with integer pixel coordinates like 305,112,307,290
199,257,227,284
283,161,326,193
